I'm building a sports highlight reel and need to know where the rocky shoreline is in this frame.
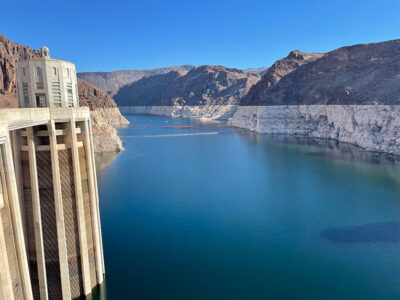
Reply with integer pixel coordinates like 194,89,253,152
228,105,400,156
119,104,400,156
90,108,129,152
119,105,238,120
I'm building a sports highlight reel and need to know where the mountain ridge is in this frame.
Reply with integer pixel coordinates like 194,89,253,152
113,65,261,107
242,39,400,105
77,65,196,92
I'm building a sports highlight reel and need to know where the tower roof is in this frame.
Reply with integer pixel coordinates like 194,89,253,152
40,46,50,58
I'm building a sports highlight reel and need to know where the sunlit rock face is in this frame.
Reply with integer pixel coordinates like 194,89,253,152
114,65,260,121
242,40,400,106
119,105,238,120
0,34,40,108
229,105,400,155
230,39,400,155
78,79,129,152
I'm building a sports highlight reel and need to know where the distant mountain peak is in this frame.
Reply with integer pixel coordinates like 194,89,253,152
77,65,196,92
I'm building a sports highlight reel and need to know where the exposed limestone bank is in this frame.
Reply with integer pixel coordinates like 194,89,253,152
229,105,400,155
94,107,130,127
119,105,238,120
90,108,129,152
77,78,130,152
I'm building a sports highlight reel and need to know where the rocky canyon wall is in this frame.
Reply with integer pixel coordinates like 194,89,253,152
114,65,260,119
114,65,260,107
119,105,238,120
77,79,129,152
229,105,400,155
230,39,400,155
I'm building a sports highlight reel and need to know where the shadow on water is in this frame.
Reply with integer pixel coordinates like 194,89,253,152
321,222,400,243
235,131,400,190
84,281,107,300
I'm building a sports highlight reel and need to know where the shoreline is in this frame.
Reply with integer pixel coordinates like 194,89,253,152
117,105,400,156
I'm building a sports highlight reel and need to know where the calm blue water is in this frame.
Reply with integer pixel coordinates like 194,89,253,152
90,114,400,300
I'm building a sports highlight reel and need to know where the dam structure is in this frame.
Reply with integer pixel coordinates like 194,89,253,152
0,48,105,299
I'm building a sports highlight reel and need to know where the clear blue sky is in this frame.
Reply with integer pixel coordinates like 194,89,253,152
2,0,400,72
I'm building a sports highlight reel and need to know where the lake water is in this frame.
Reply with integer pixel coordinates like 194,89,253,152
91,114,400,300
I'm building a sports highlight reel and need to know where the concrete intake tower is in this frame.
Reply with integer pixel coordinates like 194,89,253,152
0,47,105,299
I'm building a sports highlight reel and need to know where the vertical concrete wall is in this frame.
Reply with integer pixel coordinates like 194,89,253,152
0,109,104,300
78,146,98,288
0,145,24,299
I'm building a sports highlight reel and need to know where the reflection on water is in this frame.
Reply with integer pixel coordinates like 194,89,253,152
236,132,400,165
238,132,400,189
322,222,400,243
95,152,120,171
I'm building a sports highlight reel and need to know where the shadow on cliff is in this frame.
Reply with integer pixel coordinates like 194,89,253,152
321,222,400,243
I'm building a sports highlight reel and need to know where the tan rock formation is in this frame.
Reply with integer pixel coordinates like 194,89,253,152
77,79,129,152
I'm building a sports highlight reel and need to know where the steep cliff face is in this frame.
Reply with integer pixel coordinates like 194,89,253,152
77,65,195,92
114,65,260,119
230,39,400,155
0,34,128,152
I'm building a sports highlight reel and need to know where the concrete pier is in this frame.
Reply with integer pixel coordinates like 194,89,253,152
26,127,48,300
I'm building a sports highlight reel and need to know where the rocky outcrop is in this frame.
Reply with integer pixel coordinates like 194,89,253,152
230,39,400,155
77,65,195,92
90,110,126,152
241,50,324,105
0,33,128,152
229,105,400,155
0,34,40,107
119,105,238,120
114,65,260,117
77,79,129,152
242,40,400,106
